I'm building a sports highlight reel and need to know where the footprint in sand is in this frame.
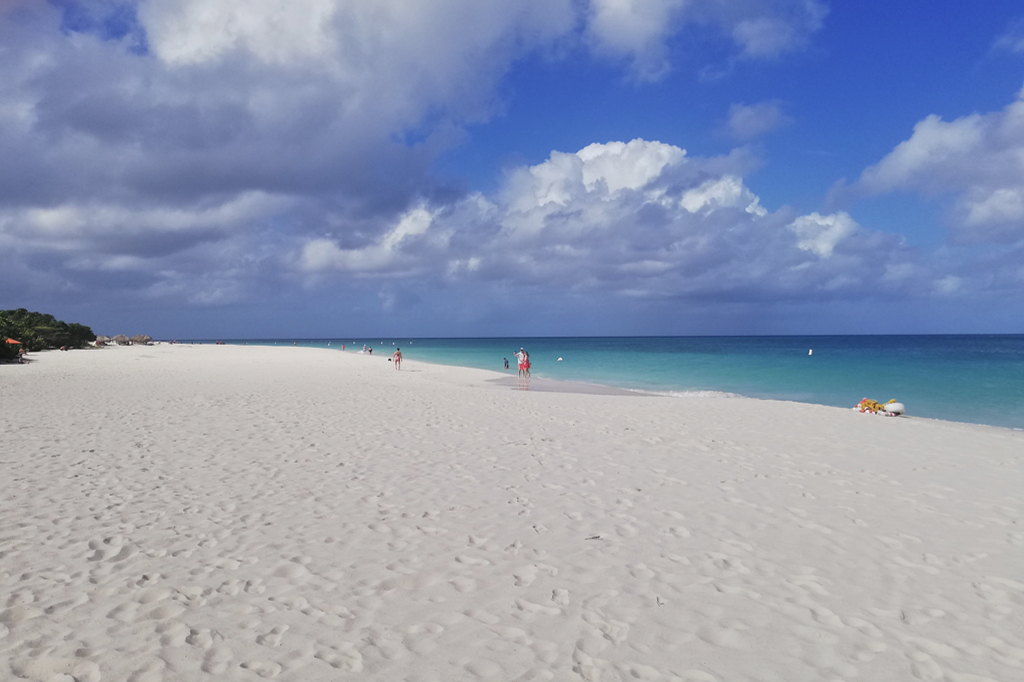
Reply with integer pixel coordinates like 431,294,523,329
514,566,538,587
256,625,288,647
450,577,477,592
244,578,266,595
201,645,233,674
240,660,283,678
403,622,444,654
515,598,562,616
512,668,555,681
572,638,608,682
217,579,242,596
13,657,101,682
127,660,165,682
314,642,363,672
582,610,629,643
466,609,502,624
187,627,217,648
156,621,189,647
87,535,126,561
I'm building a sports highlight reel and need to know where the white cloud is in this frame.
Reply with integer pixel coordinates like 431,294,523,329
585,0,826,80
858,89,1024,240
993,18,1024,54
299,140,920,304
681,176,767,216
585,0,687,80
788,212,858,258
577,139,687,192
727,0,827,59
726,101,790,140
139,0,339,66
503,139,686,213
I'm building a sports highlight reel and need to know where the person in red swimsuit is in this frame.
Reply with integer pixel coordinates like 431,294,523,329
515,348,531,378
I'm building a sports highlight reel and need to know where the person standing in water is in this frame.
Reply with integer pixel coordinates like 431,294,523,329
393,347,402,370
514,348,531,378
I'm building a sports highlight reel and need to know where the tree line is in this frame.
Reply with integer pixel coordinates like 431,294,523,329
1,309,96,360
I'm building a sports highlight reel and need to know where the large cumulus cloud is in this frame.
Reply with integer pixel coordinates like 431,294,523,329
0,0,833,316
299,139,925,306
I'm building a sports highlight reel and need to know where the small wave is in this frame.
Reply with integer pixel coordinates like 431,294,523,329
630,388,743,399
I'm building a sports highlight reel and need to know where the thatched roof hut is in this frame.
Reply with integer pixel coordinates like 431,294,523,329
112,334,131,346
131,334,153,346
95,335,110,346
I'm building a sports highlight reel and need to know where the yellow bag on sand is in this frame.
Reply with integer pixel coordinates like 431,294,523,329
856,398,899,414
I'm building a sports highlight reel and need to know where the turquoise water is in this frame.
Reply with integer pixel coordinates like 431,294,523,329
212,336,1024,430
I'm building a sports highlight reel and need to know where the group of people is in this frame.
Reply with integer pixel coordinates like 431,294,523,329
511,347,530,378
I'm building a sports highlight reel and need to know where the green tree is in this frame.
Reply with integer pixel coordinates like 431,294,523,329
0,312,22,360
1,309,96,355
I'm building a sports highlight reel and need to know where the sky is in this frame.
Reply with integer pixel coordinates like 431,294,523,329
2,0,1024,338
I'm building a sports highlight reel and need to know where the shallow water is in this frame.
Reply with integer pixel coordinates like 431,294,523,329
209,336,1024,430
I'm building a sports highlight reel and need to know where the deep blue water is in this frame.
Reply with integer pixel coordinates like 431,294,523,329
201,336,1024,430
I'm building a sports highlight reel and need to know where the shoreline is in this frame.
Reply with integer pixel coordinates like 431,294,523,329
56,341,1024,432
2,344,1022,680
162,336,1024,432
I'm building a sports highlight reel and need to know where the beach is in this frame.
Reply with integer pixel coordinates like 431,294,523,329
1,345,1022,682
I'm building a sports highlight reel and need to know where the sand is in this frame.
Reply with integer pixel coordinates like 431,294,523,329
1,344,1022,682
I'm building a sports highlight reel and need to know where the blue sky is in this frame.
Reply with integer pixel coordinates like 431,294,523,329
2,0,1024,338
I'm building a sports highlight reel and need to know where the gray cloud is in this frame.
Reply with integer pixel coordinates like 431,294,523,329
0,0,839,316
4,0,1014,336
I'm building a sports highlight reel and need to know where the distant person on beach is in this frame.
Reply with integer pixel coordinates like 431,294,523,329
514,348,531,378
393,348,402,370
504,357,509,369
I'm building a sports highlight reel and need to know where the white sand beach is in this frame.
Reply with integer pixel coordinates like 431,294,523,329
1,344,1022,682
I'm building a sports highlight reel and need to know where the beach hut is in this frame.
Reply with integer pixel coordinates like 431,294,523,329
95,335,110,347
112,334,131,346
131,334,153,346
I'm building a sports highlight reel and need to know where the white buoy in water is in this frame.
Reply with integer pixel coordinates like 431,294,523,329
808,349,813,356
557,357,563,361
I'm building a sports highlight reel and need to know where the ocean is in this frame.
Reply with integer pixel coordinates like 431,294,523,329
214,336,1024,431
